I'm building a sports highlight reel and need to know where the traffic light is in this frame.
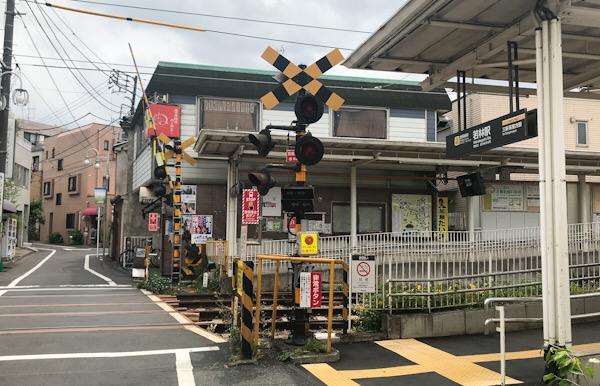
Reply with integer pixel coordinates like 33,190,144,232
295,94,323,125
295,132,324,166
249,128,276,157
153,183,167,198
154,165,167,180
248,167,276,196
282,186,314,213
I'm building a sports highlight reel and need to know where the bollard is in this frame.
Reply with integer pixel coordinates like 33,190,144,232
241,261,254,359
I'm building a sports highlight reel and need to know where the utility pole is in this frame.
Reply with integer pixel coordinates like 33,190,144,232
0,0,15,175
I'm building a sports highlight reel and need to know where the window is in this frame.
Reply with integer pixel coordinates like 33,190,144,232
57,159,63,171
43,181,52,197
56,193,62,205
68,176,77,192
52,147,55,158
32,156,40,172
577,121,588,147
104,140,109,150
333,107,387,139
24,132,37,145
332,203,386,234
199,98,260,132
13,164,29,188
102,176,110,190
66,213,75,229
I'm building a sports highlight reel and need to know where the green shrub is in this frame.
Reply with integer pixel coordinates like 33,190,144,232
70,229,84,245
48,232,64,244
137,273,172,294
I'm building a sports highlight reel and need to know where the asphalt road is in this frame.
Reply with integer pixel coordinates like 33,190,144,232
0,245,320,386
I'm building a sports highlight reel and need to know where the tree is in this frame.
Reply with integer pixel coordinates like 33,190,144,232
28,199,45,241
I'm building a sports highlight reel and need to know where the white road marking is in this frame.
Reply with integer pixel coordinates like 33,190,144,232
0,346,219,362
84,254,117,286
0,286,133,291
176,351,196,386
0,249,57,296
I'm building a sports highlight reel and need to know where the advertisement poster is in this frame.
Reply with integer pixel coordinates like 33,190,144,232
182,215,192,232
483,184,524,211
391,194,432,233
526,185,540,212
191,215,213,244
242,189,260,224
437,197,448,238
181,185,196,214
261,187,281,217
94,187,107,205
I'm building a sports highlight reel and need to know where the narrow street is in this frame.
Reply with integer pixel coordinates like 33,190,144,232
0,246,319,386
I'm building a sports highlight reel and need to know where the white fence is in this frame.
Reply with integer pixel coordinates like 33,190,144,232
244,223,600,312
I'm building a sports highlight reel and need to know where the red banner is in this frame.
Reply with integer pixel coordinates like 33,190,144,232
311,272,322,308
242,189,259,224
148,213,158,232
147,104,180,138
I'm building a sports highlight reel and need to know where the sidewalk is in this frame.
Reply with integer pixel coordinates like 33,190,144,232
1,246,37,270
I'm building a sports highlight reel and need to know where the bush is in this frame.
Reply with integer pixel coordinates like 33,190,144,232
137,273,172,294
70,229,84,245
48,232,64,244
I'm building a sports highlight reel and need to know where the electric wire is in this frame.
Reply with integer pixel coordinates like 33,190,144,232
62,0,373,34
30,2,121,112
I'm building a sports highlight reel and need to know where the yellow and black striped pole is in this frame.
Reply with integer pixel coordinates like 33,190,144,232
171,139,182,284
241,261,254,359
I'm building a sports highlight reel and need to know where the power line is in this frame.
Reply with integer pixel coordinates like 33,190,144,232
61,0,373,34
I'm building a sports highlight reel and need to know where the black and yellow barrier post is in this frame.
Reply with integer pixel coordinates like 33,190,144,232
241,261,254,359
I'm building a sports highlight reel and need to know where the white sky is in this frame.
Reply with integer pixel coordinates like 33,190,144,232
4,0,423,129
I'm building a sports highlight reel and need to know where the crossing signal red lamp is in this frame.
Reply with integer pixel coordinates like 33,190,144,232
295,94,324,125
153,184,167,198
249,128,276,157
248,167,276,196
295,132,324,166
154,165,167,180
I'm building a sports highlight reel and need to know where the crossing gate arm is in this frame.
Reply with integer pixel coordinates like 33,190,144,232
253,254,349,354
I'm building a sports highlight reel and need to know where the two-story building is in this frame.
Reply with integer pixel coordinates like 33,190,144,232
120,62,456,273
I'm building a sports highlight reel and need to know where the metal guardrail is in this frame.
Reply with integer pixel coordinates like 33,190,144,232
483,292,600,334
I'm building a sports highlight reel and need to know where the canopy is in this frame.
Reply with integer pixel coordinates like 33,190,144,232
82,207,99,216
3,200,16,213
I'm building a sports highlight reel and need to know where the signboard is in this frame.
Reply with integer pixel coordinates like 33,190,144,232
483,184,524,211
94,187,107,205
286,214,296,241
299,272,322,308
148,213,159,232
147,104,180,138
298,232,318,255
351,255,376,293
446,109,538,158
261,187,281,217
437,197,448,238
190,215,213,244
242,189,259,224
286,149,298,163
391,194,431,233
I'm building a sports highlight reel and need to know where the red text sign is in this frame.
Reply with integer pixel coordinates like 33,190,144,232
148,104,180,138
242,189,259,224
286,149,298,163
311,272,322,308
148,213,159,232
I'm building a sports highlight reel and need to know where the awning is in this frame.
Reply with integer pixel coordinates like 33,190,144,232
3,200,16,213
82,207,99,216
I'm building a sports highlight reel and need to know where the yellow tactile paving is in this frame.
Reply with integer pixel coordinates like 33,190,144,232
377,339,522,386
302,339,600,386
302,363,360,386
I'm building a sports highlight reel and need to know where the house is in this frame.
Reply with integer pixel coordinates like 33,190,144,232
118,62,458,277
39,123,121,247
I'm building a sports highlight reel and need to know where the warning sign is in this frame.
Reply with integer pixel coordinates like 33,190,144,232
351,255,376,293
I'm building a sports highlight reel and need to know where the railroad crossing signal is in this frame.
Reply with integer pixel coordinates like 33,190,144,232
260,46,345,111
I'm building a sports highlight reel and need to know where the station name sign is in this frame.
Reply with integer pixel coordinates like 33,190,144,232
446,109,538,159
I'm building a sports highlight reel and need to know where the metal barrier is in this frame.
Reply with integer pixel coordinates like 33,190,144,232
244,223,600,313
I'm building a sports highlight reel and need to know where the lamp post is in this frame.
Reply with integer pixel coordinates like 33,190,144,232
84,148,111,258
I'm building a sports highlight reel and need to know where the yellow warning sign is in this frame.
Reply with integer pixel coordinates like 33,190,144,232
298,232,319,255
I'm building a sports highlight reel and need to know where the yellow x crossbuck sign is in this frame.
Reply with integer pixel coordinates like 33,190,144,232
260,46,345,111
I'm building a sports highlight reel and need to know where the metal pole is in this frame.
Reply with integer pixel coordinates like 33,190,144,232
0,0,15,175
103,157,109,258
96,207,100,257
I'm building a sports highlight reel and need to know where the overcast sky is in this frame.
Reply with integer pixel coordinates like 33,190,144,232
4,0,420,129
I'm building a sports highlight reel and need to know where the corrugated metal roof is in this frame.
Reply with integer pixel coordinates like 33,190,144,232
345,0,600,97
